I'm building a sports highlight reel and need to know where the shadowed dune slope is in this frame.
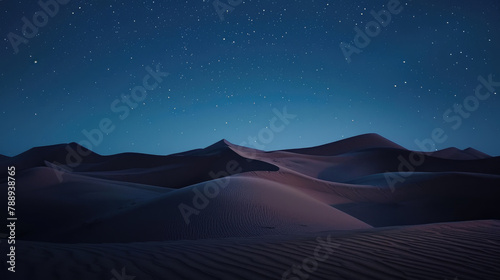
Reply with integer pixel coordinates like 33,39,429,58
4,168,369,243
1,140,279,188
430,147,490,160
255,148,500,183
281,133,406,156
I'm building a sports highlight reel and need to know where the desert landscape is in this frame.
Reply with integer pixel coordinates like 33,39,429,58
2,0,499,279
1,133,500,279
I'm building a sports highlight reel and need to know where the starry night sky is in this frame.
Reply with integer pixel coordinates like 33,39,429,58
1,0,499,157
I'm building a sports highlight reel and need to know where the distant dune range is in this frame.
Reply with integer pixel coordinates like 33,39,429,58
0,133,499,279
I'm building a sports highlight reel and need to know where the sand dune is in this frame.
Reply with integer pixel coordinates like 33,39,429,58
281,133,406,156
1,134,499,279
463,147,491,159
5,167,369,243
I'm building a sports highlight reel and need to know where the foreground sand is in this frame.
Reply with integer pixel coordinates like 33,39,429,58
6,220,500,280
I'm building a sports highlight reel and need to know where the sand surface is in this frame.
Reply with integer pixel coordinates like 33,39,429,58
4,220,500,280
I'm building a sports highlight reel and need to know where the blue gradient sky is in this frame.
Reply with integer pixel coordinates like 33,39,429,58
1,0,499,156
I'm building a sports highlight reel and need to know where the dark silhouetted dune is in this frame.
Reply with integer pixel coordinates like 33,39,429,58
430,147,492,160
463,147,492,159
282,133,406,156
6,142,100,171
